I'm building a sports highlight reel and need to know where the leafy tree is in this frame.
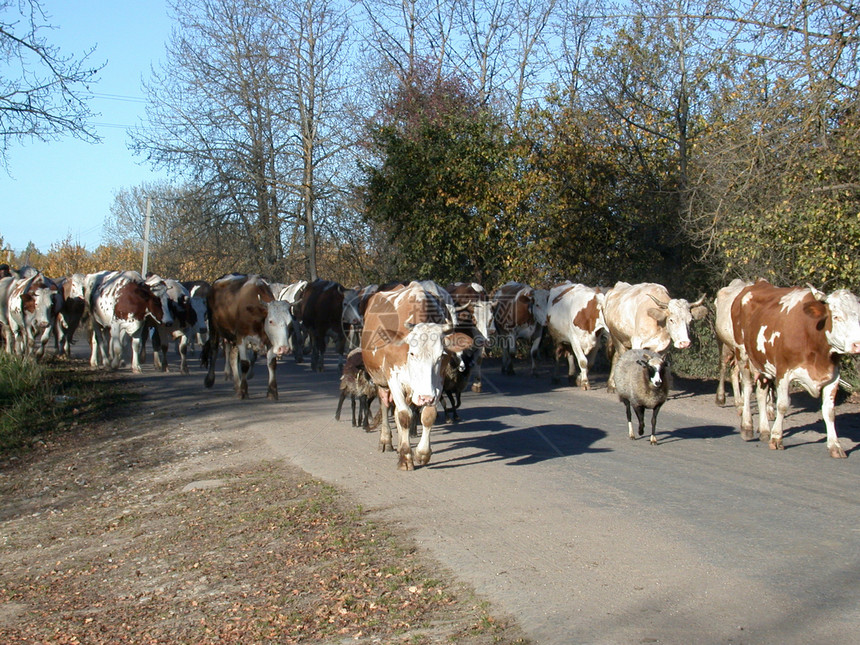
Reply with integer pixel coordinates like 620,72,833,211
360,64,513,285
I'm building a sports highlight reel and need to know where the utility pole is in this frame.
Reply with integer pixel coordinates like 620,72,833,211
142,197,152,277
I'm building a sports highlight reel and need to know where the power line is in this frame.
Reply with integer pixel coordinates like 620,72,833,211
85,92,147,104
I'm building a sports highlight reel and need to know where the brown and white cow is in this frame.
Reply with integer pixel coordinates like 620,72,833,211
181,280,212,354
731,279,860,458
54,273,88,358
446,282,494,392
87,270,174,372
603,281,707,392
545,281,608,390
204,274,294,400
361,281,472,470
491,281,549,376
714,278,753,411
297,279,359,372
6,270,62,359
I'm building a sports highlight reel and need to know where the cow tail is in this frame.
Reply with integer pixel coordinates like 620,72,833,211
368,405,383,431
201,339,212,368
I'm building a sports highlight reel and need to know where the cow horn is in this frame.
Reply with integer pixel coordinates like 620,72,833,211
647,294,669,308
806,283,826,301
690,294,706,307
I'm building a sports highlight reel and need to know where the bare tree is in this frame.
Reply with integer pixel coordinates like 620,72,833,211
130,0,294,275
0,0,103,167
266,0,355,281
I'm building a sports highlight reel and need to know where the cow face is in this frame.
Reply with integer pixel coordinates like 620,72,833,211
263,300,294,357
401,321,452,407
824,289,860,355
648,296,696,349
144,280,175,328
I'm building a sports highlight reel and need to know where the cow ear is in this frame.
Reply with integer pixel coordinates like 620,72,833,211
803,300,828,323
444,332,473,353
691,304,709,321
647,307,668,322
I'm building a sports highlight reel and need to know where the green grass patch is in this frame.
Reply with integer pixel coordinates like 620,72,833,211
0,354,136,454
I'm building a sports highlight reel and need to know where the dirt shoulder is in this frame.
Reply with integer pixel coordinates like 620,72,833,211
0,365,528,644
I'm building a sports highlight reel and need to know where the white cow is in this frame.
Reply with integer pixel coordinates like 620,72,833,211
714,278,753,411
6,271,62,359
603,281,707,392
546,282,608,390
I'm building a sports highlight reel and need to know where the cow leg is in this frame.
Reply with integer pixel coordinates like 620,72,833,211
203,335,219,389
607,340,623,393
266,348,278,401
471,348,484,392
756,378,772,443
650,403,663,445
571,342,592,390
529,327,543,376
715,339,729,405
821,378,846,458
376,388,395,452
234,345,250,399
130,330,144,373
395,406,415,470
730,362,743,416
335,389,347,421
766,376,791,451
414,405,436,467
351,395,359,426
109,325,125,370
738,359,756,441
178,334,190,375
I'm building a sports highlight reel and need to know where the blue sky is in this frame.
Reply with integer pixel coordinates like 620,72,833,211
1,1,172,254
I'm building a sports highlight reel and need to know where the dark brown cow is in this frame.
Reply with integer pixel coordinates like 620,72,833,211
731,279,860,458
297,279,359,372
491,281,549,376
204,274,294,400
446,282,494,392
55,273,88,358
361,281,472,470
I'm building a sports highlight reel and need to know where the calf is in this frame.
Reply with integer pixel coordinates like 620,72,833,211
204,274,294,400
335,348,377,431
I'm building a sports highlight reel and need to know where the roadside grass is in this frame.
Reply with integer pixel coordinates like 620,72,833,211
0,353,136,454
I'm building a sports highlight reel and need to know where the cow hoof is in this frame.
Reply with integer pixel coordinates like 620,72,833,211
715,393,726,406
398,455,414,471
759,430,771,442
829,444,848,459
379,442,393,453
740,427,755,441
414,450,432,466
471,383,482,393
267,390,278,401
650,436,658,445
768,439,783,450
607,385,616,394
580,382,590,391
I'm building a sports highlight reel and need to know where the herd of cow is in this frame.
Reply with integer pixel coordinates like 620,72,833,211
1,262,860,469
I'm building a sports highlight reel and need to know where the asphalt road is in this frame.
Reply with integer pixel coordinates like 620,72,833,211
102,345,860,645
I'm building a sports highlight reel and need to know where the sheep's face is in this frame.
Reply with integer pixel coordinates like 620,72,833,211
637,355,667,389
